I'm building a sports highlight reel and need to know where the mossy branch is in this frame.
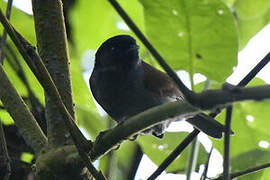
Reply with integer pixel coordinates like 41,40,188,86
0,65,47,154
31,0,75,147
90,84,270,160
0,7,89,155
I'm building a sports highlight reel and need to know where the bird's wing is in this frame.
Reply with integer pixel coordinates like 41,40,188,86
142,61,184,100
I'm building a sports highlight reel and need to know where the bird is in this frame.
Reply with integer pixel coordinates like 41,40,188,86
90,35,229,139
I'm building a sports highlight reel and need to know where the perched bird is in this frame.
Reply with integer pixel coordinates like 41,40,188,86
90,35,228,139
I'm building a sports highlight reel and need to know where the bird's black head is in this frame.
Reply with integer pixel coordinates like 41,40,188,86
95,35,140,68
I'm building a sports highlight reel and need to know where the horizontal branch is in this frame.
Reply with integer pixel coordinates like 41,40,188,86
90,101,200,160
194,85,270,109
90,84,270,160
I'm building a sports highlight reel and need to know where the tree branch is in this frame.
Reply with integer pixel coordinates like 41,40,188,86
90,101,200,160
90,83,270,159
31,0,75,147
0,7,105,178
209,52,270,117
0,7,90,154
0,1,13,179
212,162,270,180
195,85,270,110
0,64,47,153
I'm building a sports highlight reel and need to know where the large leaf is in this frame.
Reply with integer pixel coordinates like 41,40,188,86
233,0,270,49
234,0,270,18
137,132,208,173
0,109,14,125
212,102,270,179
211,78,270,179
0,1,42,96
222,0,270,49
139,0,238,82
230,150,270,180
70,0,144,56
0,1,36,44
212,91,270,179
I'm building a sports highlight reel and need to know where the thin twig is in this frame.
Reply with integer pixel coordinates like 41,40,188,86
0,0,13,65
223,106,232,180
201,147,213,180
108,0,195,102
210,52,270,117
213,162,270,180
238,52,270,87
147,129,200,180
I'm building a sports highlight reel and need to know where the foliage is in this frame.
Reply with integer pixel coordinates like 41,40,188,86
0,0,269,179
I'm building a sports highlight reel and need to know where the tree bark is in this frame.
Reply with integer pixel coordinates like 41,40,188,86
32,0,75,147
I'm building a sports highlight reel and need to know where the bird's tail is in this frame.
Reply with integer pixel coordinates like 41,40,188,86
186,113,234,139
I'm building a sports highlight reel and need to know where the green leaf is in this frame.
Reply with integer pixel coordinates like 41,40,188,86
213,102,270,156
261,168,270,180
231,150,270,180
211,78,270,179
70,57,96,110
20,152,34,163
1,2,43,104
0,1,36,44
75,106,105,138
99,141,139,180
137,132,208,173
70,0,144,56
212,100,270,179
139,0,238,82
233,0,270,49
234,0,270,18
116,141,140,176
0,109,14,125
213,102,270,180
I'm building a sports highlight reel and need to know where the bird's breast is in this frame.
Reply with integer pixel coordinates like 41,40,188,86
90,68,170,122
